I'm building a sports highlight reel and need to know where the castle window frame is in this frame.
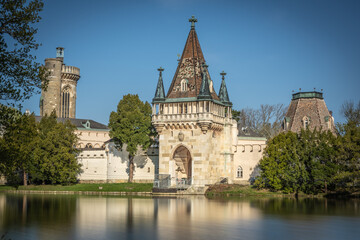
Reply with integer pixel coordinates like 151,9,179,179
181,79,188,92
61,86,71,118
237,166,243,178
302,116,310,129
85,143,93,149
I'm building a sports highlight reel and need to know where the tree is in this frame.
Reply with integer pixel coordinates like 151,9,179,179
233,103,287,139
108,94,153,182
0,112,38,185
340,100,360,125
31,111,80,185
255,128,338,194
0,0,47,106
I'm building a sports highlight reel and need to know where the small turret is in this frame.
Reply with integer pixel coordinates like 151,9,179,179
56,47,64,59
153,67,166,103
218,71,232,106
197,63,212,100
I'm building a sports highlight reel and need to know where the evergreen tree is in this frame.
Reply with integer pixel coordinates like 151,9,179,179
108,94,153,182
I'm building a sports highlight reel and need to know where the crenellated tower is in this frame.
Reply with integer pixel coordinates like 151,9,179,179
40,47,80,118
152,17,238,187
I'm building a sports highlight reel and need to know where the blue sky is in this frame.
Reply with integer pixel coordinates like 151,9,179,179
20,0,360,124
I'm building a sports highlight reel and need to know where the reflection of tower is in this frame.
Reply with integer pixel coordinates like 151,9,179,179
40,47,80,118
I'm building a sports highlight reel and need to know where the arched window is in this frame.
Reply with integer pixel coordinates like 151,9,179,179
85,143,93,149
302,116,310,129
237,166,243,178
181,79,188,92
61,87,71,118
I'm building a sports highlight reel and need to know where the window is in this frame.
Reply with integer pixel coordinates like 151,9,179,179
181,79,188,92
237,166,243,178
85,143,93,149
148,167,151,173
303,116,310,129
61,87,71,118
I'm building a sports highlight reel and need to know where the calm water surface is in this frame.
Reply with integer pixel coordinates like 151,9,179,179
0,193,359,240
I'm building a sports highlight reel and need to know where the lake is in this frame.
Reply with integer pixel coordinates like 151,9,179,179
0,193,359,240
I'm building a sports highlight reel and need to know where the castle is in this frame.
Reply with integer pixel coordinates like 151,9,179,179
38,17,335,188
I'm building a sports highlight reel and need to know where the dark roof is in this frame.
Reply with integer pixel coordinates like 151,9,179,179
165,21,219,100
35,116,109,130
237,125,264,138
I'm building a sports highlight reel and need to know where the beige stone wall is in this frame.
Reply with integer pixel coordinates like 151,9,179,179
233,138,267,184
75,129,110,149
158,121,236,186
77,143,158,183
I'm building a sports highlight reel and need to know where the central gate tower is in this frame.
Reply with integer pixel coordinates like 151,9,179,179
152,17,238,187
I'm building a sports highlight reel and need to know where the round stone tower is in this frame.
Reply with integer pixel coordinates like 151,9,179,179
40,47,80,118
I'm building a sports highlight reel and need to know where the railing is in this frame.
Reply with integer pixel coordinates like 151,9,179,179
153,174,171,189
176,178,191,189
62,65,80,75
152,113,229,125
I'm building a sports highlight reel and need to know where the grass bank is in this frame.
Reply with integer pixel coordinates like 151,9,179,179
0,183,153,193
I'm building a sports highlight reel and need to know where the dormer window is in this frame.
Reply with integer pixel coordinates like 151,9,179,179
302,116,310,129
181,79,188,92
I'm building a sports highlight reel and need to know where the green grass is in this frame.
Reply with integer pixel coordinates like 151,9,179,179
0,183,153,192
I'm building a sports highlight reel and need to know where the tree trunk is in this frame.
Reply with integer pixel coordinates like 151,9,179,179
128,155,134,183
23,170,27,186
324,180,327,194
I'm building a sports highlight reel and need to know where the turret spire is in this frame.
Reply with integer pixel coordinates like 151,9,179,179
153,67,166,103
197,63,212,100
218,71,232,106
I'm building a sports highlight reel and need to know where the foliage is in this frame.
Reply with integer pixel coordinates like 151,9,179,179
0,112,38,185
31,112,80,185
0,0,47,106
109,94,154,182
255,129,338,194
232,103,287,139
0,111,80,185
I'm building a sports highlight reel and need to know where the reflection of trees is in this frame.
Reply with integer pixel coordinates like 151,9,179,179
1,194,77,229
249,198,360,218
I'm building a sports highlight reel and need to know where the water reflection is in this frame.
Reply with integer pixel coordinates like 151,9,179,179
0,194,359,240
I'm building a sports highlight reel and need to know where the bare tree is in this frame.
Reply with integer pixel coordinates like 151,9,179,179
340,100,360,125
233,103,287,139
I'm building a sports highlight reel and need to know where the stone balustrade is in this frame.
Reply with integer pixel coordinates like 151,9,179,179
62,65,80,76
152,112,230,126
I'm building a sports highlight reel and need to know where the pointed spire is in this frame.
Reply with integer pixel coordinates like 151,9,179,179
153,67,166,103
166,16,219,100
218,71,232,106
197,63,212,100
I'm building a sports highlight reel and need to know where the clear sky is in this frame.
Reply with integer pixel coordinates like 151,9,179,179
20,0,360,125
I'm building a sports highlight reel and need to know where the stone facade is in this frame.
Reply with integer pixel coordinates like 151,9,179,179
283,91,336,134
152,17,266,187
78,142,158,183
40,47,80,119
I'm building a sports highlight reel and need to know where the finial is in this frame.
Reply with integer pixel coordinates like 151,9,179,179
299,88,301,92
220,71,226,80
157,67,164,76
314,87,316,91
189,15,197,29
321,89,323,92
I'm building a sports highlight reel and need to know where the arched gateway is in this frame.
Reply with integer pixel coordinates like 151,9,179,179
173,145,192,181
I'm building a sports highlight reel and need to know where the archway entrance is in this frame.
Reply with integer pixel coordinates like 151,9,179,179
173,146,192,182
